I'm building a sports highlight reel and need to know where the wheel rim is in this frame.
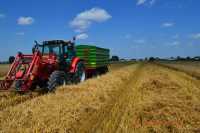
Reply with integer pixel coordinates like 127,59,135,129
63,79,66,85
80,71,86,82
76,63,86,82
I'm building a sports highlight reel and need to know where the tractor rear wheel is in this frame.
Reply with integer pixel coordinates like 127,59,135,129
73,61,86,84
47,71,67,92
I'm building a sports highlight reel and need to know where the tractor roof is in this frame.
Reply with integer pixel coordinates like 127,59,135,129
43,40,73,45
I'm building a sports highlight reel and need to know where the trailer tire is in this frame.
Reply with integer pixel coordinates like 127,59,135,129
103,66,109,74
47,71,67,92
94,66,108,77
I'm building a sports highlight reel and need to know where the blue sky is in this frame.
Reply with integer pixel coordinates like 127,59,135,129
0,0,200,60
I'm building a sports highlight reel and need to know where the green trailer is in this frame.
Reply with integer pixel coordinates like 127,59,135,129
76,45,110,76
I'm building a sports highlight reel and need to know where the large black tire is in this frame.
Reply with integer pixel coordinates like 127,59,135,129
29,82,37,91
47,71,67,92
102,66,109,74
73,61,86,84
15,80,36,93
15,80,22,91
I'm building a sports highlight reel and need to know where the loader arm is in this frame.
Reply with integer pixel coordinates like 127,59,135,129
0,53,23,90
0,51,42,91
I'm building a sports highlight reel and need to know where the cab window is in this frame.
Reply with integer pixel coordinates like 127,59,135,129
43,45,60,56
63,45,68,55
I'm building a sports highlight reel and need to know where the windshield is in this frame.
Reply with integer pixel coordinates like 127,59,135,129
38,46,43,53
43,45,60,55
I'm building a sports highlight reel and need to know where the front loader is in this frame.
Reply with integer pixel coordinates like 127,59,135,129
0,40,86,92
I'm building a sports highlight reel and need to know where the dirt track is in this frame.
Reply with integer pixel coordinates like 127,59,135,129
0,63,200,132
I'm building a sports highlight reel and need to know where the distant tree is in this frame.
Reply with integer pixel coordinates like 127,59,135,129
111,56,119,61
186,56,191,61
155,57,160,61
194,56,200,61
176,56,181,61
9,56,15,64
149,57,155,62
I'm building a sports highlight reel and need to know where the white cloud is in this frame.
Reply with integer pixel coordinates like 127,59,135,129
134,39,145,44
16,32,25,36
190,33,200,39
76,33,89,40
0,13,5,18
162,22,174,28
70,7,112,32
137,0,147,5
136,0,156,6
17,16,34,25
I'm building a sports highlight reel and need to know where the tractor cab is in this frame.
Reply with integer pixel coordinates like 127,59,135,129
34,40,77,71
34,40,76,60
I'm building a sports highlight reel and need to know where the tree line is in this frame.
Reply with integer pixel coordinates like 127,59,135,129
0,55,200,64
110,55,200,62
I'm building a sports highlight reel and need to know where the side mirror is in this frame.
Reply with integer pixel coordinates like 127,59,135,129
17,52,23,57
9,56,15,64
34,40,38,45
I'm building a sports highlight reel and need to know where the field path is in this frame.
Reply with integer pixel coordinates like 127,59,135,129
73,63,145,133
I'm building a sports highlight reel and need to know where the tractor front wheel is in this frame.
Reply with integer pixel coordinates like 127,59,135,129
47,71,67,92
15,80,23,91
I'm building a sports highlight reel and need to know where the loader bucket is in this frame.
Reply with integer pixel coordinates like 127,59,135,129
0,80,13,90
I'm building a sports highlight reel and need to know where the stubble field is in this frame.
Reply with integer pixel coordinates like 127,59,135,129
0,61,200,133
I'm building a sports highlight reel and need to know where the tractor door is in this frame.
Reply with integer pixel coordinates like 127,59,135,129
63,44,76,62
62,44,76,71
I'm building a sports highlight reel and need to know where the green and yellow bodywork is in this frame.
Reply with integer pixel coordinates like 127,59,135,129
76,45,110,69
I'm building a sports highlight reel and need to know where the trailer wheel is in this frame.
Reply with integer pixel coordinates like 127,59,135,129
102,66,109,74
47,71,67,92
73,61,86,84
94,67,108,77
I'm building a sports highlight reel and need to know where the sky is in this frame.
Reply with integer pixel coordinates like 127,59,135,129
0,0,200,60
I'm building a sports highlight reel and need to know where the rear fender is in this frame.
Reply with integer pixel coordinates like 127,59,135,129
70,57,83,73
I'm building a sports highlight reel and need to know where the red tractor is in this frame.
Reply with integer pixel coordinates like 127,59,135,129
0,40,86,92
